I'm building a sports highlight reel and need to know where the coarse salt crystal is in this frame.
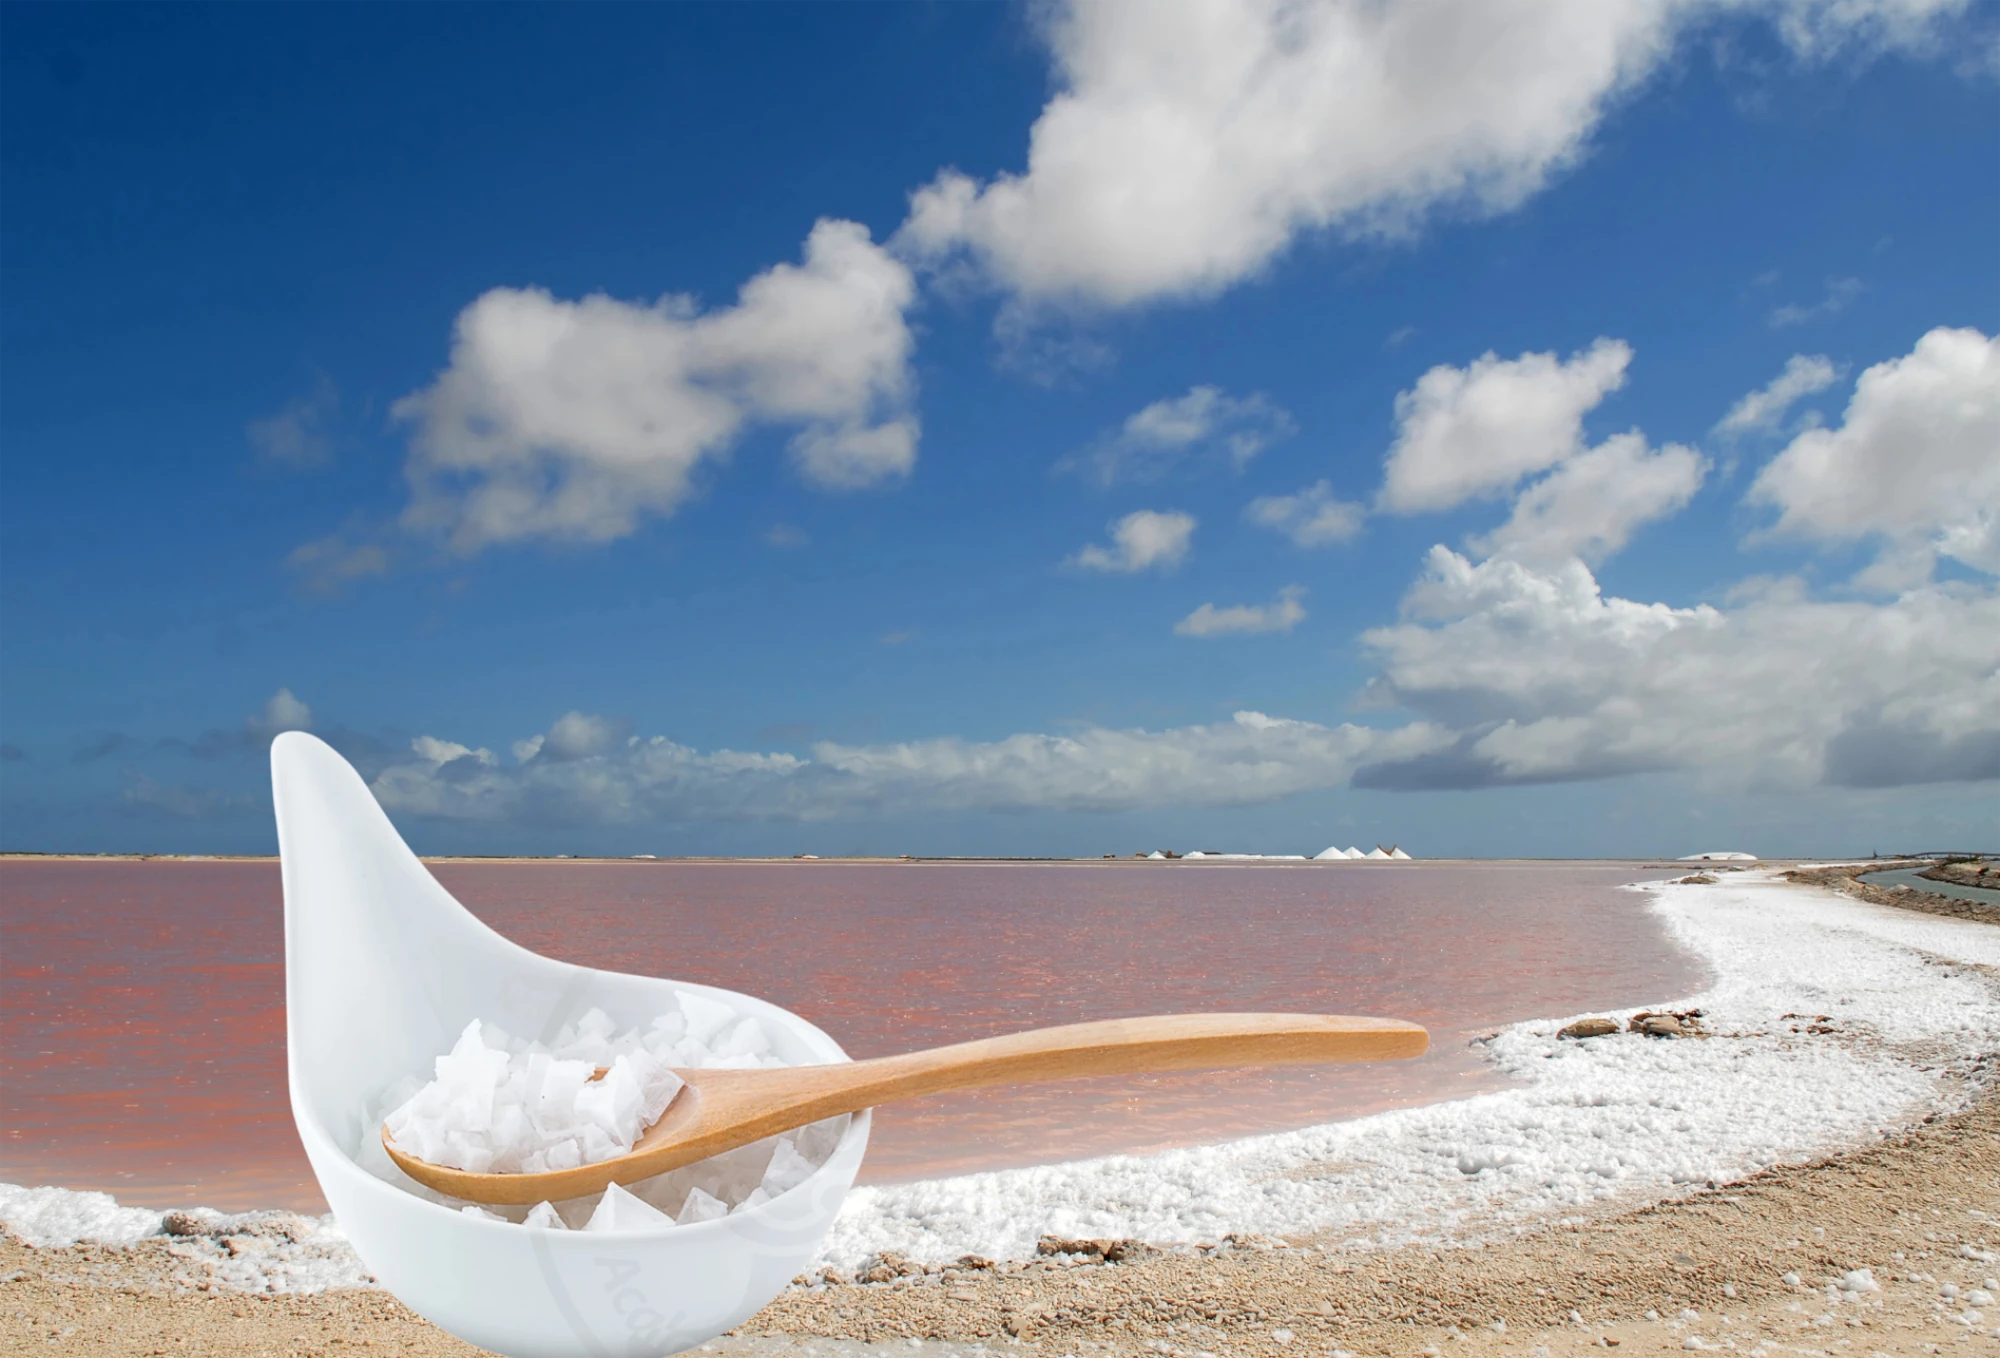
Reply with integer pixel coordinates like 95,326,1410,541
585,1182,673,1233
678,1187,728,1225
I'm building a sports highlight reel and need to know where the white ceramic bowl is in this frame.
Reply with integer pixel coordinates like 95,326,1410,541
272,732,870,1358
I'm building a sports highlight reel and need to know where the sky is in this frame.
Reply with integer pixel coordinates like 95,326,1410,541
1,0,1996,859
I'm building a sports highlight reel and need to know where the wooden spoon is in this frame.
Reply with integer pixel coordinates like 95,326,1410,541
385,1012,1427,1206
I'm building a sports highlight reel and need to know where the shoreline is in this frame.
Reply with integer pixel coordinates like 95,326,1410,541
0,852,1686,865
4,868,1997,1356
5,1072,1995,1356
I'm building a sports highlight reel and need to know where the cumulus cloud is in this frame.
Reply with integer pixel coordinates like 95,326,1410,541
395,219,918,553
538,711,634,761
1355,548,1999,790
371,708,1449,823
1069,509,1196,573
1748,326,1999,584
1472,433,1707,565
254,689,315,737
895,0,1971,313
1244,480,1365,547
1175,586,1308,638
1715,354,1843,435
1060,386,1295,485
1376,339,1632,513
177,688,316,760
247,373,339,469
1368,337,1698,566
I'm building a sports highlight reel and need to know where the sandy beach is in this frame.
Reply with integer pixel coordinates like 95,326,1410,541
4,868,1995,1358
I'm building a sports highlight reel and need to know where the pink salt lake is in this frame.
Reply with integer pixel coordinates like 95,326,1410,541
0,858,1699,1213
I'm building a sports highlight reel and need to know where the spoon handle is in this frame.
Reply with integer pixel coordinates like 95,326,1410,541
802,1011,1427,1107
642,1012,1427,1175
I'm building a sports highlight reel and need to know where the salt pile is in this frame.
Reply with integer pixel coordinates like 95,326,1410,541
383,996,781,1175
384,1018,680,1174
367,993,848,1232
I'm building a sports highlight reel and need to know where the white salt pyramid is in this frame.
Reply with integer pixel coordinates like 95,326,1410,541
1344,847,1364,858
761,1139,816,1197
1388,847,1413,860
1312,846,1348,861
676,1186,728,1225
584,1181,674,1233
676,990,740,1045
1365,846,1392,860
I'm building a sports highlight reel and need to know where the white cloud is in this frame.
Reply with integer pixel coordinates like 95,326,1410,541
247,373,338,469
895,0,1972,313
1175,585,1308,638
252,688,314,737
535,711,633,761
1748,326,2000,584
1768,275,1865,329
1763,0,1977,57
1376,339,1632,513
371,708,1450,822
1061,386,1295,485
1473,433,1707,564
1715,354,1843,435
183,689,317,759
1357,547,2000,789
1070,509,1196,573
1244,480,1365,547
410,735,497,768
394,219,917,553
286,533,390,594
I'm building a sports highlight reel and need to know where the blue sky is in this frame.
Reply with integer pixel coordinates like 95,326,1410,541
2,1,1995,858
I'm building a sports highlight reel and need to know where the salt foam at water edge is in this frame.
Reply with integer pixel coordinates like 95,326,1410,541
5,869,1998,1291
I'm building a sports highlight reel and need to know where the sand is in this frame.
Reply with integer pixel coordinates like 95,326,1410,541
4,878,1996,1358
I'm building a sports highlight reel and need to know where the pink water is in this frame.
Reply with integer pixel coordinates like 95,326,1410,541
0,858,1698,1213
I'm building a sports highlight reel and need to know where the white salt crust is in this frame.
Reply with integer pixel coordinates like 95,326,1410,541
7,870,1997,1292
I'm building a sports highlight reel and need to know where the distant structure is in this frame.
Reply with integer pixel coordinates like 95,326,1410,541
1678,851,1758,862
